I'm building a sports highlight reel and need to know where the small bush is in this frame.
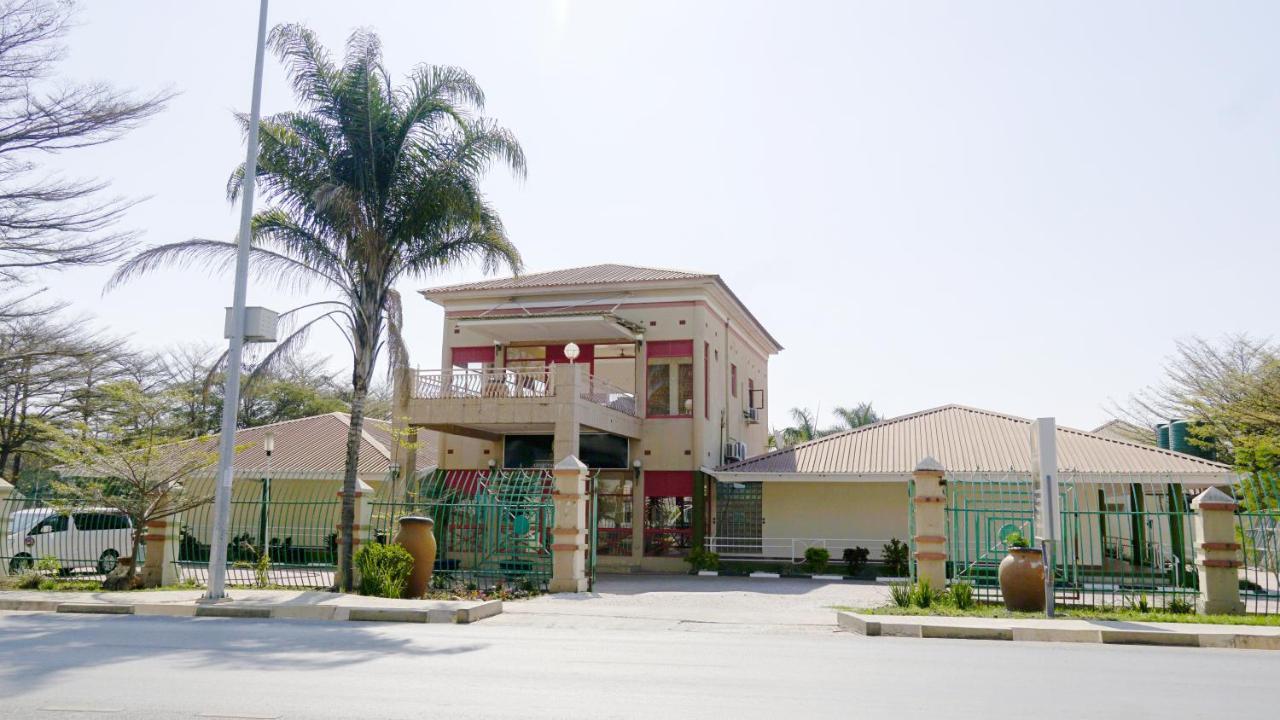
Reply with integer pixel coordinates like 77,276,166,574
685,547,720,572
911,577,941,608
35,555,60,575
1129,593,1151,613
354,543,415,599
1167,597,1195,615
15,570,43,589
882,539,910,577
889,581,913,608
948,581,975,610
1004,530,1029,549
842,547,869,576
802,546,830,574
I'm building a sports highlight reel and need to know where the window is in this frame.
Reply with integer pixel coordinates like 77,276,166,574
73,512,130,531
646,341,694,417
29,514,68,535
596,477,633,557
579,433,629,468
504,345,546,369
731,364,738,397
703,342,710,419
503,433,630,469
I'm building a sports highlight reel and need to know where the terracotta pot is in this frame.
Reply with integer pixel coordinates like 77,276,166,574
394,516,437,598
998,547,1045,612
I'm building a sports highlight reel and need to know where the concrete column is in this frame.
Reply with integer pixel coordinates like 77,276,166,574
551,363,585,461
912,457,947,588
336,479,375,590
550,455,589,592
0,478,12,577
631,468,645,565
142,515,182,587
1192,487,1244,615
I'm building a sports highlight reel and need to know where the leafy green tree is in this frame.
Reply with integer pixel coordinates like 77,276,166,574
109,25,524,590
832,403,879,430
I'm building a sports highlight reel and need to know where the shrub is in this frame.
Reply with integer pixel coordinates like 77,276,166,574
842,547,869,576
882,539,910,577
1129,593,1151,613
889,581,913,608
910,577,940,608
35,555,60,575
685,547,720,573
1167,597,1195,615
15,570,43,589
802,546,830,574
1004,530,1029,549
354,543,415,598
948,581,975,610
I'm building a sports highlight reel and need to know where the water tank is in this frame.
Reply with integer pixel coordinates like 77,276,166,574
1156,423,1169,449
1169,420,1191,454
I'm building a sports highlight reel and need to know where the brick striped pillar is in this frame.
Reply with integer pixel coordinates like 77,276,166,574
1191,487,1243,615
912,457,947,588
142,515,182,588
337,479,375,590
550,455,589,593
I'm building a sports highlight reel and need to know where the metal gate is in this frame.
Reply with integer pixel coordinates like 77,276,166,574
369,468,557,590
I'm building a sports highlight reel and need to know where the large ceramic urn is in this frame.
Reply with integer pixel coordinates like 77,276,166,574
998,547,1045,612
394,516,437,598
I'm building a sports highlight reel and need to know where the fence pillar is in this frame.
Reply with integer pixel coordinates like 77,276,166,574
0,479,12,577
550,455,589,593
551,364,585,461
912,457,947,588
142,515,182,588
336,479,375,590
1191,487,1243,615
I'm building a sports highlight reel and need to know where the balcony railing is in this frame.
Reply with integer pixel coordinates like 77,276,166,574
581,374,637,417
412,367,552,400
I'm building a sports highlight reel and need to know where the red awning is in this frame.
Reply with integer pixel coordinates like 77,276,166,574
644,470,694,497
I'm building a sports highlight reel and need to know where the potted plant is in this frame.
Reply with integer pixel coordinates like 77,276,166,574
997,530,1045,612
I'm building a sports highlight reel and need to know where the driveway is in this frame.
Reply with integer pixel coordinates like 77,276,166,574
495,573,888,633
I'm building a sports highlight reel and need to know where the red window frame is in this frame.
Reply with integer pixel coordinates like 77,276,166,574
645,341,694,419
731,363,738,397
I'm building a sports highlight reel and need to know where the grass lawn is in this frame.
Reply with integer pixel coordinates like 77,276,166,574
842,603,1280,627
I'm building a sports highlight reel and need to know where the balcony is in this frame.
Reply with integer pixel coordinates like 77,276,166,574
400,364,642,442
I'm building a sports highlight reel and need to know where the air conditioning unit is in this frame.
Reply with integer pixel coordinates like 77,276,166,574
743,407,759,424
723,440,747,463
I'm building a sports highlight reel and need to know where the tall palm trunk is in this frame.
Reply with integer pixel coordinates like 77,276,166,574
338,310,380,592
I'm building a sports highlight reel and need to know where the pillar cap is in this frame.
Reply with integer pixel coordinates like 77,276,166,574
554,455,588,472
1191,486,1237,511
0,478,12,492
914,456,944,474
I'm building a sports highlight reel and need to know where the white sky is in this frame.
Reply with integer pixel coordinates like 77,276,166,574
37,1,1280,432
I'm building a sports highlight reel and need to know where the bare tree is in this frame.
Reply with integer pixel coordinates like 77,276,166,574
0,0,170,315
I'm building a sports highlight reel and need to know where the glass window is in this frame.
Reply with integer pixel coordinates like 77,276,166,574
73,512,130,531
505,346,546,368
30,514,68,534
644,496,692,556
503,434,554,468
580,433,629,469
596,477,633,557
647,356,693,417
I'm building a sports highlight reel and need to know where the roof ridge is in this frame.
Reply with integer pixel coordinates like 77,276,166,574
421,262,714,294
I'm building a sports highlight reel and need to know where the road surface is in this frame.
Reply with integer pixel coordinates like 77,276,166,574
1,597,1276,719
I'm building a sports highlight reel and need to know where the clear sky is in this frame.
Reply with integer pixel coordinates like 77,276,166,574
39,1,1280,432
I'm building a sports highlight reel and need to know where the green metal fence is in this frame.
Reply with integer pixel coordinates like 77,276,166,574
945,473,1200,610
2,491,142,581
176,483,340,589
1236,473,1280,615
367,468,557,591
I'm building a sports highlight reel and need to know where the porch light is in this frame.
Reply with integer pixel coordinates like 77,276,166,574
564,342,580,363
263,431,274,457
488,458,497,469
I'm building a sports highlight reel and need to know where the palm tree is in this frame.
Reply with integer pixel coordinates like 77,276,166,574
780,407,819,447
832,403,879,430
108,25,524,590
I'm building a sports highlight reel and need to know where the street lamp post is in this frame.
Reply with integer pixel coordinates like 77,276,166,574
203,0,270,601
258,431,274,555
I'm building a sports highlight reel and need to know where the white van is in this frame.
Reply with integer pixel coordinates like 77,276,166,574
7,508,133,575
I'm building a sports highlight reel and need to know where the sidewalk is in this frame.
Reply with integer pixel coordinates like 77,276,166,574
0,588,502,624
837,611,1280,650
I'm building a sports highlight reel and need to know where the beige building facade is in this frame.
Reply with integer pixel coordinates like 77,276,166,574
393,264,783,571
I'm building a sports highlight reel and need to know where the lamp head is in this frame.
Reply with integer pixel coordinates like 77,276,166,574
564,342,580,363
263,431,275,456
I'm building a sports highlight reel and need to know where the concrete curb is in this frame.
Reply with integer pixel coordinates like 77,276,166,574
836,611,1280,651
1,598,503,625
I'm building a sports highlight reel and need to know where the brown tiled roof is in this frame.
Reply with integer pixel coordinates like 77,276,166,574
718,405,1234,480
422,263,713,295
71,413,435,479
